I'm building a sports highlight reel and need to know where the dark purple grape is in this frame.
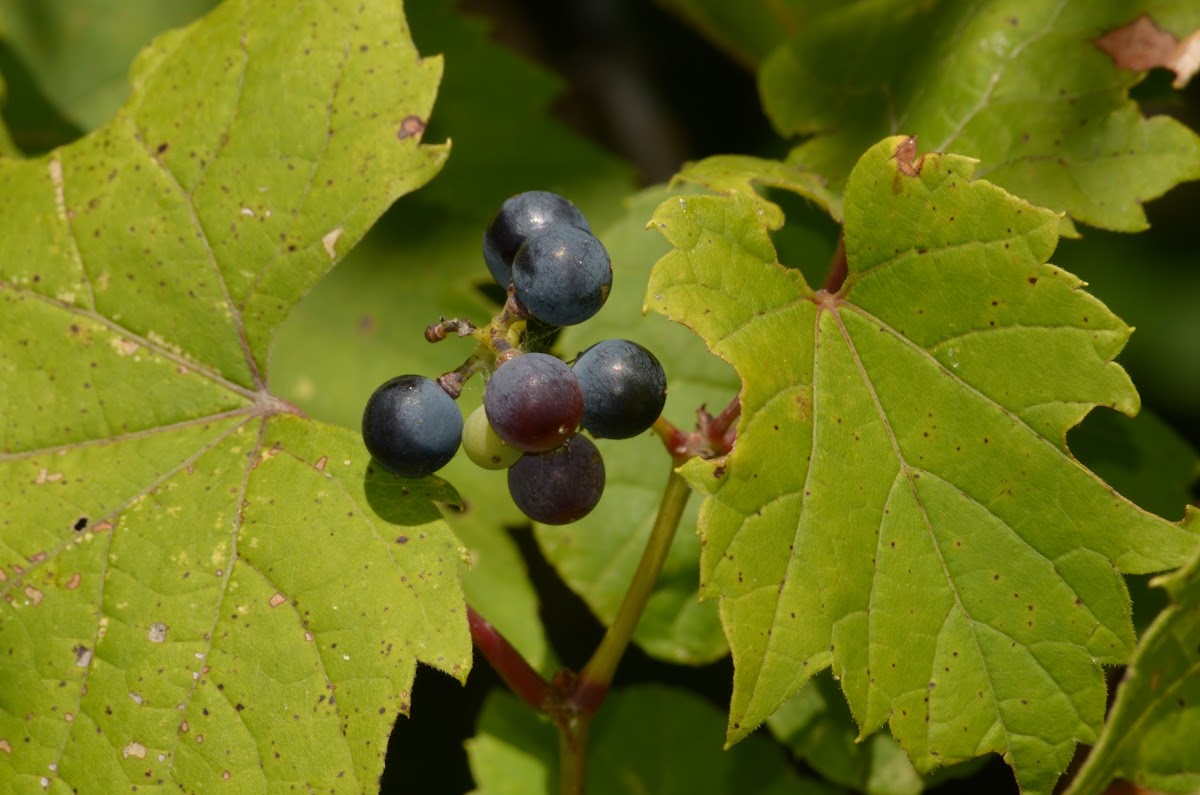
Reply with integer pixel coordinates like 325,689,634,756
483,191,591,287
512,226,612,326
508,435,605,525
362,375,462,477
483,353,583,453
572,339,667,439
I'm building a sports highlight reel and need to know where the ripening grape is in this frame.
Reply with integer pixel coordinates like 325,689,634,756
362,375,462,477
572,339,667,439
484,352,583,453
511,225,612,326
483,191,591,288
507,435,605,524
462,404,522,469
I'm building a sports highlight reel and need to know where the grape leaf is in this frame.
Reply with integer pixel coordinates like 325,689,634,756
0,1,473,790
467,684,840,795
536,187,737,664
646,135,1200,794
0,0,216,130
1063,543,1200,795
759,1,1200,233
270,0,635,674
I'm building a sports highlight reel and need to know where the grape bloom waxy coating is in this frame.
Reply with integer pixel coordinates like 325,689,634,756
512,225,612,326
508,435,606,525
484,352,584,453
482,190,591,287
361,375,462,477
573,339,667,439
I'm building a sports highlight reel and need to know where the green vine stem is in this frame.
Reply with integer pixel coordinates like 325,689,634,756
575,468,692,708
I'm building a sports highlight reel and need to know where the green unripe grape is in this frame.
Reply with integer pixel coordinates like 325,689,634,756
462,405,523,470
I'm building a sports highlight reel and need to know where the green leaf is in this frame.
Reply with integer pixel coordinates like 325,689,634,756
533,187,737,664
672,154,843,221
769,669,984,795
1063,544,1200,795
269,1,635,674
646,136,1200,794
0,1,472,790
760,2,1200,232
0,0,216,130
467,684,839,795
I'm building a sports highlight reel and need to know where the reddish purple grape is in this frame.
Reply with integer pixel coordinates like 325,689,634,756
483,353,583,453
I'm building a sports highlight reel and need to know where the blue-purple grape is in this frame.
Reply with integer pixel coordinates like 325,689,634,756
484,353,583,453
572,339,667,439
508,435,605,525
483,191,591,287
362,375,462,477
512,226,612,326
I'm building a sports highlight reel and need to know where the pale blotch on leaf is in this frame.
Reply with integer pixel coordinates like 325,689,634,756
269,592,287,608
122,742,147,759
147,622,168,643
322,226,344,259
1096,15,1200,88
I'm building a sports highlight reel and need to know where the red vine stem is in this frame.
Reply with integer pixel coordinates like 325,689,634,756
821,235,848,293
467,604,550,711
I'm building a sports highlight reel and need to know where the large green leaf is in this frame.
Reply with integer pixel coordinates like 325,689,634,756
0,0,216,130
466,684,840,795
0,2,471,790
760,1,1200,232
646,135,1199,794
1063,544,1200,795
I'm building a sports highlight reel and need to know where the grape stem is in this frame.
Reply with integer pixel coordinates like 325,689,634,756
466,465,693,795
652,393,741,462
574,467,692,712
821,234,848,293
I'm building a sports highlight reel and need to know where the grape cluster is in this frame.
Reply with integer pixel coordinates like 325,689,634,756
361,191,666,525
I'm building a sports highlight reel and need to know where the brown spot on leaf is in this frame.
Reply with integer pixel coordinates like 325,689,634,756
1096,15,1200,88
397,115,426,140
893,136,925,177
